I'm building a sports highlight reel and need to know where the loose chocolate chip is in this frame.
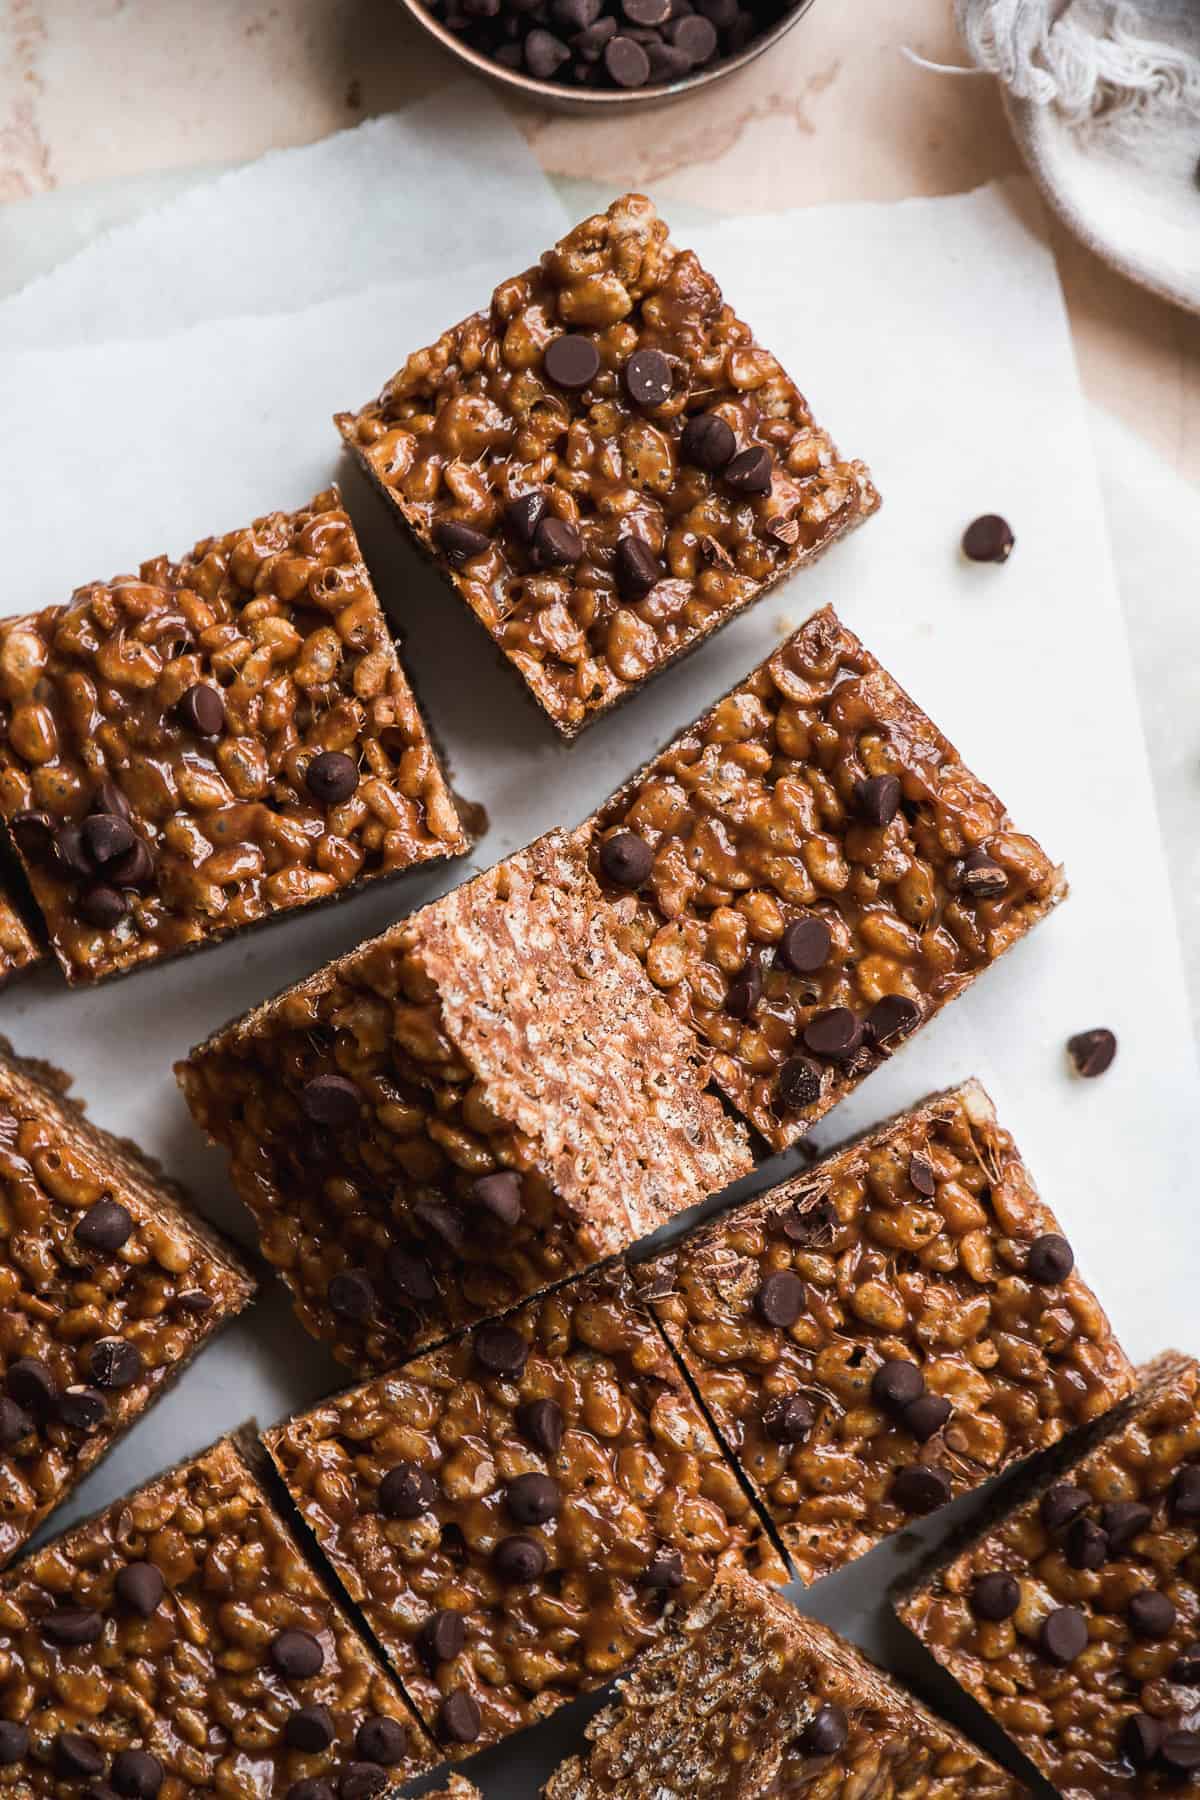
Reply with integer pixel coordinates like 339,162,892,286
1026,1233,1074,1285
960,848,1008,900
305,750,359,807
378,1462,437,1519
970,1572,1020,1621
339,1766,389,1800
1040,1604,1088,1664
355,1715,409,1764
57,1731,106,1778
0,1721,28,1764
419,1608,466,1668
642,1548,683,1590
1065,1517,1109,1570
54,823,93,878
58,1385,108,1432
494,1532,547,1582
1161,1731,1200,1774
287,1783,335,1800
904,1392,953,1442
554,0,601,27
438,1688,481,1744
544,334,600,389
614,534,663,600
755,1270,804,1329
526,26,573,73
1173,1465,1200,1520
623,0,670,20
962,514,1015,564
779,915,832,974
7,1356,56,1411
300,1074,360,1127
111,1749,164,1798
866,994,921,1045
1100,1500,1152,1553
598,830,653,888
87,1337,144,1389
80,883,129,928
473,1170,523,1226
1121,1712,1164,1767
507,1471,561,1526
108,836,155,888
680,412,736,472
1041,1484,1091,1534
517,1397,564,1457
75,1197,135,1254
909,1153,936,1196
385,1248,437,1307
474,1323,529,1379
872,1360,925,1412
42,1606,104,1646
575,16,618,55
505,491,547,545
763,1392,814,1443
604,33,651,84
855,773,901,827
776,1054,822,1113
802,1007,863,1061
779,1198,836,1245
116,1560,165,1617
668,10,717,60
82,812,136,867
532,515,584,568
285,1703,337,1752
0,1397,31,1445
328,1269,375,1321
1067,1027,1117,1079
798,1703,848,1754
176,682,226,738
434,518,491,563
724,445,773,496
1129,1589,1176,1639
623,349,673,409
1172,1641,1200,1684
9,809,56,861
271,1628,325,1680
891,1465,952,1514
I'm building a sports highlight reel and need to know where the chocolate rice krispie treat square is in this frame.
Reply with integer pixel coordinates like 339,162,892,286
266,1264,783,1761
541,1564,1025,1799
895,1352,1200,1796
336,194,878,738
636,1080,1134,1586
0,1039,254,1568
0,487,468,985
0,1431,438,1796
179,830,750,1373
581,605,1067,1152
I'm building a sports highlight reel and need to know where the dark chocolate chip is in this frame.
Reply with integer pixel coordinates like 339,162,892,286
505,491,548,545
271,1628,325,1680
909,1154,936,1196
506,1471,561,1526
762,1392,814,1443
90,779,132,820
574,16,617,55
647,38,704,78
1172,1642,1200,1684
598,830,652,888
116,1560,165,1617
0,1721,28,1764
622,0,670,20
82,812,136,868
355,1715,409,1764
544,334,599,389
1067,1027,1117,1079
87,1336,144,1389
0,1397,31,1446
802,1007,863,1061
1172,1465,1200,1520
328,1269,375,1321
641,1548,683,1590
1129,1589,1176,1639
723,446,773,496
962,514,1015,564
437,1688,481,1744
1041,1484,1091,1533
623,349,673,409
412,1197,466,1256
305,750,359,807
176,682,226,738
42,1605,104,1646
75,1198,135,1254
667,10,716,59
970,1572,1020,1621
179,1289,215,1315
339,1766,389,1800
891,1464,952,1514
532,515,583,568
776,1054,822,1113
872,1359,924,1413
960,848,1008,900
494,1533,547,1583
866,994,921,1045
854,773,901,827
54,823,93,878
474,1323,529,1379
434,518,491,563
107,837,155,888
300,1074,360,1127
904,1392,953,1442
1065,1517,1109,1570
526,26,573,75
1163,1731,1200,1774
755,1270,804,1328
604,33,651,84
798,1703,848,1755
1100,1500,1152,1553
779,915,832,974
1026,1233,1074,1285
111,1749,164,1798
1040,1604,1088,1664
57,1732,106,1778
9,809,56,861
472,1170,523,1226
285,1703,337,1752
1121,1712,1164,1767
697,0,737,24
58,1385,108,1432
385,1248,437,1306
517,1397,564,1457
679,412,735,472
80,883,129,928
378,1462,437,1519
6,1356,56,1412
614,535,663,600
419,1608,466,1668
554,0,601,26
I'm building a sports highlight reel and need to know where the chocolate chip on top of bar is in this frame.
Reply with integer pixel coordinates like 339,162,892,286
0,488,467,984
583,604,1065,1150
338,195,878,736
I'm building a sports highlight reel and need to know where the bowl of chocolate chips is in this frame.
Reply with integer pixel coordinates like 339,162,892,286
400,0,817,109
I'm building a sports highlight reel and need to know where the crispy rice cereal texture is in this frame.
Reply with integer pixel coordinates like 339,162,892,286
179,830,750,1370
424,1782,482,1799
541,1564,1025,1798
337,194,878,737
636,1080,1133,1585
0,878,41,987
895,1353,1200,1797
582,605,1066,1151
0,1039,254,1568
0,487,467,985
0,1432,437,1795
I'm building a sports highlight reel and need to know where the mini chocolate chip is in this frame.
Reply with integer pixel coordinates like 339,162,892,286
87,1337,144,1389
285,1703,337,1752
75,1198,134,1254
779,915,832,974
474,1323,529,1378
855,773,901,827
763,1392,814,1443
433,518,491,563
779,1198,836,1245
872,1359,924,1412
57,1732,106,1778
287,1783,335,1800
1163,1731,1200,1774
1172,1641,1200,1684
1041,1484,1091,1533
799,1703,848,1754
494,1532,547,1582
9,809,56,860
962,514,1015,563
378,1462,437,1519
724,445,773,496
111,1749,164,1798
1173,1465,1200,1520
0,1721,28,1764
1121,1712,1164,1767
970,1572,1020,1621
58,1386,108,1432
305,750,359,806
385,1248,437,1306
1067,1027,1117,1078
355,1715,409,1764
80,883,129,928
339,1766,389,1800
614,534,663,599
680,412,735,472
904,1392,953,1442
1100,1500,1152,1553
54,822,93,878
517,1397,564,1457
419,1608,466,1668
668,10,717,59
472,1170,522,1226
6,1357,56,1411
271,1628,325,1680
960,848,1008,900
1065,1517,1109,1570
1040,1604,1088,1664
776,1054,822,1113
1026,1233,1074,1285
0,1397,31,1445
909,1154,936,1197
328,1269,375,1321
300,1074,360,1127
107,836,155,889
866,994,921,1044
532,515,583,568
42,1605,103,1646
116,1561,165,1617
544,334,600,389
507,1471,561,1526
82,812,136,867
505,491,547,545
604,33,651,84
755,1270,804,1328
438,1688,481,1744
599,830,653,887
891,1465,952,1514
623,349,673,409
1129,1589,1176,1639
642,1548,683,1590
802,1007,863,1061
176,682,226,738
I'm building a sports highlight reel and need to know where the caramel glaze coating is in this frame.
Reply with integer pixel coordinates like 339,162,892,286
338,194,878,736
0,881,41,987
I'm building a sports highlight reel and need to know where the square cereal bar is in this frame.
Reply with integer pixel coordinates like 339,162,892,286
0,1039,254,1567
636,1080,1133,1585
0,1430,438,1795
336,193,878,737
179,829,750,1373
0,487,468,985
541,1564,1025,1799
896,1352,1200,1796
265,1263,783,1760
581,605,1066,1151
